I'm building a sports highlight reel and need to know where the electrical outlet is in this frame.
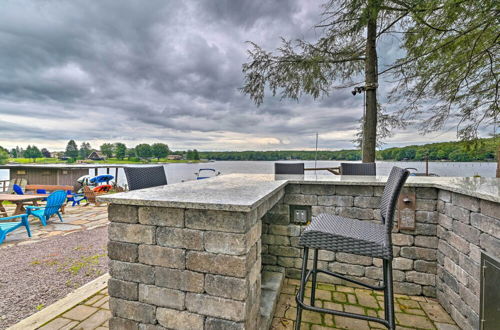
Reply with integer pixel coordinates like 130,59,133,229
294,209,307,223
290,205,311,224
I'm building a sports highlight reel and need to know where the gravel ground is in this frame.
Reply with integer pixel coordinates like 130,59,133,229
0,227,108,329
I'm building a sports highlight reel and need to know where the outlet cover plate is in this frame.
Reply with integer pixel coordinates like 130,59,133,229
290,205,311,224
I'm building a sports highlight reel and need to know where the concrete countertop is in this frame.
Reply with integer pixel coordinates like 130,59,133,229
99,174,288,212
99,173,500,211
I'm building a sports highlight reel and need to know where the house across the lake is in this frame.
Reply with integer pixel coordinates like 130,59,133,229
167,154,183,160
50,151,68,160
87,151,105,161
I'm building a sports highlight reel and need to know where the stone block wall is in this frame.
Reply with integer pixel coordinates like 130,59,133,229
262,183,439,297
436,191,500,330
106,179,500,330
106,187,284,330
262,182,500,330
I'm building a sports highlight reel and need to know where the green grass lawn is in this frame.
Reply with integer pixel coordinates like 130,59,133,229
8,158,62,164
7,158,201,164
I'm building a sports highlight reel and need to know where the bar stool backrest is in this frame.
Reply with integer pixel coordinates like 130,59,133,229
274,163,305,175
124,166,168,191
340,162,376,175
379,167,410,231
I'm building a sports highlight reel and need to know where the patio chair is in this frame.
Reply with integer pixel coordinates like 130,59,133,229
82,186,104,206
0,213,31,244
6,178,27,194
124,166,167,191
69,190,87,206
13,184,24,195
274,163,305,174
340,162,376,175
26,190,67,226
295,166,409,330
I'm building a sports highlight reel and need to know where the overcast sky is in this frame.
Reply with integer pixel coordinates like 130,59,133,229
0,0,466,151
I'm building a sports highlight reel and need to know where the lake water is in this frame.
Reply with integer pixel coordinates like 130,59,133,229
0,161,497,186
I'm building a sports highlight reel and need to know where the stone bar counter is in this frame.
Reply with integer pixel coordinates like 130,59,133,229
99,174,500,330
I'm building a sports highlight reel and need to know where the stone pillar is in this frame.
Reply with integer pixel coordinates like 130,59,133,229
107,203,262,330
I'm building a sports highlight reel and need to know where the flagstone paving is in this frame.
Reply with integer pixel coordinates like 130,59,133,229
37,288,110,330
1,204,108,248
272,278,459,330
35,279,459,330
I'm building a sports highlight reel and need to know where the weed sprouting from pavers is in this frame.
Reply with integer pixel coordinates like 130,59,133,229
272,278,459,329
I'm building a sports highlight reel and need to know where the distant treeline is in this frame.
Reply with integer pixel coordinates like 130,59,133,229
198,150,361,161
199,137,499,162
377,137,498,162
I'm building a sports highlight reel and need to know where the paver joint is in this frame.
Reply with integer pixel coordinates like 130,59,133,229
39,279,458,330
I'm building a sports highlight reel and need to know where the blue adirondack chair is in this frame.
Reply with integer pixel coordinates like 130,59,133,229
0,213,31,244
26,190,67,226
13,184,24,195
69,192,87,206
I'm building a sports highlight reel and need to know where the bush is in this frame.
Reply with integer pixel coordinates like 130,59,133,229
0,149,8,164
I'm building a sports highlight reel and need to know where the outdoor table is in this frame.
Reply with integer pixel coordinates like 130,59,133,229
0,194,46,217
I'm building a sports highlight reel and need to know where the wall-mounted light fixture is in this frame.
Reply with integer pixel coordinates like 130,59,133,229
351,86,365,95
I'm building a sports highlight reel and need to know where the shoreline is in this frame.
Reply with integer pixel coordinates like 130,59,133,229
2,159,497,165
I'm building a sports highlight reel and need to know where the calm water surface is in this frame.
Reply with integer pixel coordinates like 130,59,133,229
0,161,496,186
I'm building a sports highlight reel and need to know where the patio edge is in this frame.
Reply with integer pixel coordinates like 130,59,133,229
7,273,110,330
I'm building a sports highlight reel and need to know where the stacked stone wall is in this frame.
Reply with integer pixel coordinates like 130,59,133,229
262,184,439,298
436,191,500,330
262,183,500,330
106,180,500,330
106,187,283,330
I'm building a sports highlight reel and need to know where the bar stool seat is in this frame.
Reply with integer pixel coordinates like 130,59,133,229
300,214,391,259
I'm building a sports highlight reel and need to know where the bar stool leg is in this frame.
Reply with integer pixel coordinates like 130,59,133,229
295,247,309,330
384,259,395,330
310,249,318,307
383,259,389,321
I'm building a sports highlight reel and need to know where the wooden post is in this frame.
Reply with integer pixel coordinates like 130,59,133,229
362,0,378,163
425,154,429,176
496,144,500,178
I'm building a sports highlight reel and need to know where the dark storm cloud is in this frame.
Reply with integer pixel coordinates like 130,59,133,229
199,0,300,28
0,0,437,151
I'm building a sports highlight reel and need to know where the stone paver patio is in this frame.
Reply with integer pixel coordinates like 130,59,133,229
272,279,459,330
1,204,108,248
37,287,110,330
33,278,458,330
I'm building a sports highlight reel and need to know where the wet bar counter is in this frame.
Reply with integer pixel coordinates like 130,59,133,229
100,174,500,330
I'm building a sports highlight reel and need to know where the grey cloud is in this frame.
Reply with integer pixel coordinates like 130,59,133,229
0,0,454,151
198,0,300,28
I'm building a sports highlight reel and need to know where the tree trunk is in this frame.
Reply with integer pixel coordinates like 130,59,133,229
362,1,378,163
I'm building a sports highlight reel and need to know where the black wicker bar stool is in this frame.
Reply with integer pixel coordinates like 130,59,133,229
295,166,409,330
124,166,167,190
340,162,376,176
275,162,305,175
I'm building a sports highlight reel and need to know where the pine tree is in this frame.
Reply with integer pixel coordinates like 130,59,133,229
114,143,127,160
242,0,498,162
65,140,79,159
